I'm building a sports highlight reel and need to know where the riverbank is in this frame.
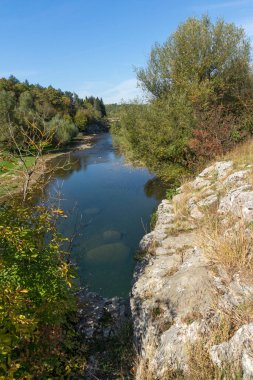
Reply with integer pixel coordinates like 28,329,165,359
0,133,97,202
131,139,253,378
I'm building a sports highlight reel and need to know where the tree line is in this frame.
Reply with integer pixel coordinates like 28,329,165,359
0,76,106,149
111,16,253,182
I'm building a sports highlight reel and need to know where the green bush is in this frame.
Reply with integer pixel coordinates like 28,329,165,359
47,114,79,146
0,204,86,378
111,16,253,182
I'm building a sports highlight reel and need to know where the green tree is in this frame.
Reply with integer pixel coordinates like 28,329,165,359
0,90,16,143
137,16,251,102
47,114,78,146
17,91,35,116
113,16,253,181
74,108,89,130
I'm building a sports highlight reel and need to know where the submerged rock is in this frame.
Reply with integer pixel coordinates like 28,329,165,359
86,242,129,263
84,207,101,216
103,229,122,242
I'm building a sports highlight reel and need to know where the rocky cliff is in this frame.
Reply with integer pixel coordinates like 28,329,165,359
131,159,253,379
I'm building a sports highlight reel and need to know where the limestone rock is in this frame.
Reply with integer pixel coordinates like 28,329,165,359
131,157,253,379
224,170,250,187
210,324,253,378
219,185,253,221
214,161,233,179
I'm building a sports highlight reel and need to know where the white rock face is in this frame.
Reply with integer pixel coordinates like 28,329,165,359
219,186,253,221
224,170,250,186
131,160,253,379
214,161,233,178
210,324,253,379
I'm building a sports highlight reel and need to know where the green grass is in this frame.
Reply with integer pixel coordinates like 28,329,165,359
0,153,36,176
0,159,17,174
0,182,19,197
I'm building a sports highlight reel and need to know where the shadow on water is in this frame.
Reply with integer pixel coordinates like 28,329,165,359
31,133,166,298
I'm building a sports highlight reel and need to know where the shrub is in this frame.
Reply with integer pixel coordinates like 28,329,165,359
0,203,86,378
47,114,78,146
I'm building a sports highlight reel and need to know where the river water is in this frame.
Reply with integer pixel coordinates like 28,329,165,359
39,133,164,298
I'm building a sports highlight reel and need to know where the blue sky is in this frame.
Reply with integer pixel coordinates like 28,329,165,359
0,0,252,103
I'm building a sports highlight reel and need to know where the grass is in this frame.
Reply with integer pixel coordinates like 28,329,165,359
0,182,19,197
0,152,36,176
0,151,37,199
185,300,253,380
172,182,192,220
199,211,253,281
150,211,158,230
224,138,253,168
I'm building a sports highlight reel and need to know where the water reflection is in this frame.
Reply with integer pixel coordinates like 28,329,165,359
33,133,165,297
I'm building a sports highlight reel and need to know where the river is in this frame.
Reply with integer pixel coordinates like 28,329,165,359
38,133,164,298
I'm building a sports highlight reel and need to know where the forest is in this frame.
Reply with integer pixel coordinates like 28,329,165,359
0,76,106,149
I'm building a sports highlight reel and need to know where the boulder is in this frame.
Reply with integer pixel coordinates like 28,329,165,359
86,242,129,263
84,207,101,216
103,229,122,242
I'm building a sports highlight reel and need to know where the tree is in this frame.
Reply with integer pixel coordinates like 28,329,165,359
0,90,16,143
137,16,251,103
74,108,89,130
113,16,253,182
17,90,35,114
47,114,78,146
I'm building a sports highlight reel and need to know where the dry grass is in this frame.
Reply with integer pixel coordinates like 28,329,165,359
166,219,195,237
172,182,193,220
224,137,253,168
181,310,203,325
227,300,253,329
199,211,253,281
164,265,179,278
134,339,156,380
185,299,253,380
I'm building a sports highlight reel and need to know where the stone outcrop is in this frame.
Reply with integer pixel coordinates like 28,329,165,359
131,161,253,379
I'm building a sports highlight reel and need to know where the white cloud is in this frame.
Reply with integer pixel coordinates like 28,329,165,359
77,78,143,104
101,78,143,104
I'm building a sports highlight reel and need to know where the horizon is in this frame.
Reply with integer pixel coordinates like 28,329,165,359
1,0,252,104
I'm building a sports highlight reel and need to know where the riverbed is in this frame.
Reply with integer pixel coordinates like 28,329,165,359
38,133,164,297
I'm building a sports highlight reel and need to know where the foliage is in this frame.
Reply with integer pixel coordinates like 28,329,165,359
137,15,251,101
84,96,106,118
47,114,78,146
87,322,134,379
166,187,178,200
0,76,106,150
0,203,86,378
112,16,253,182
150,211,158,230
